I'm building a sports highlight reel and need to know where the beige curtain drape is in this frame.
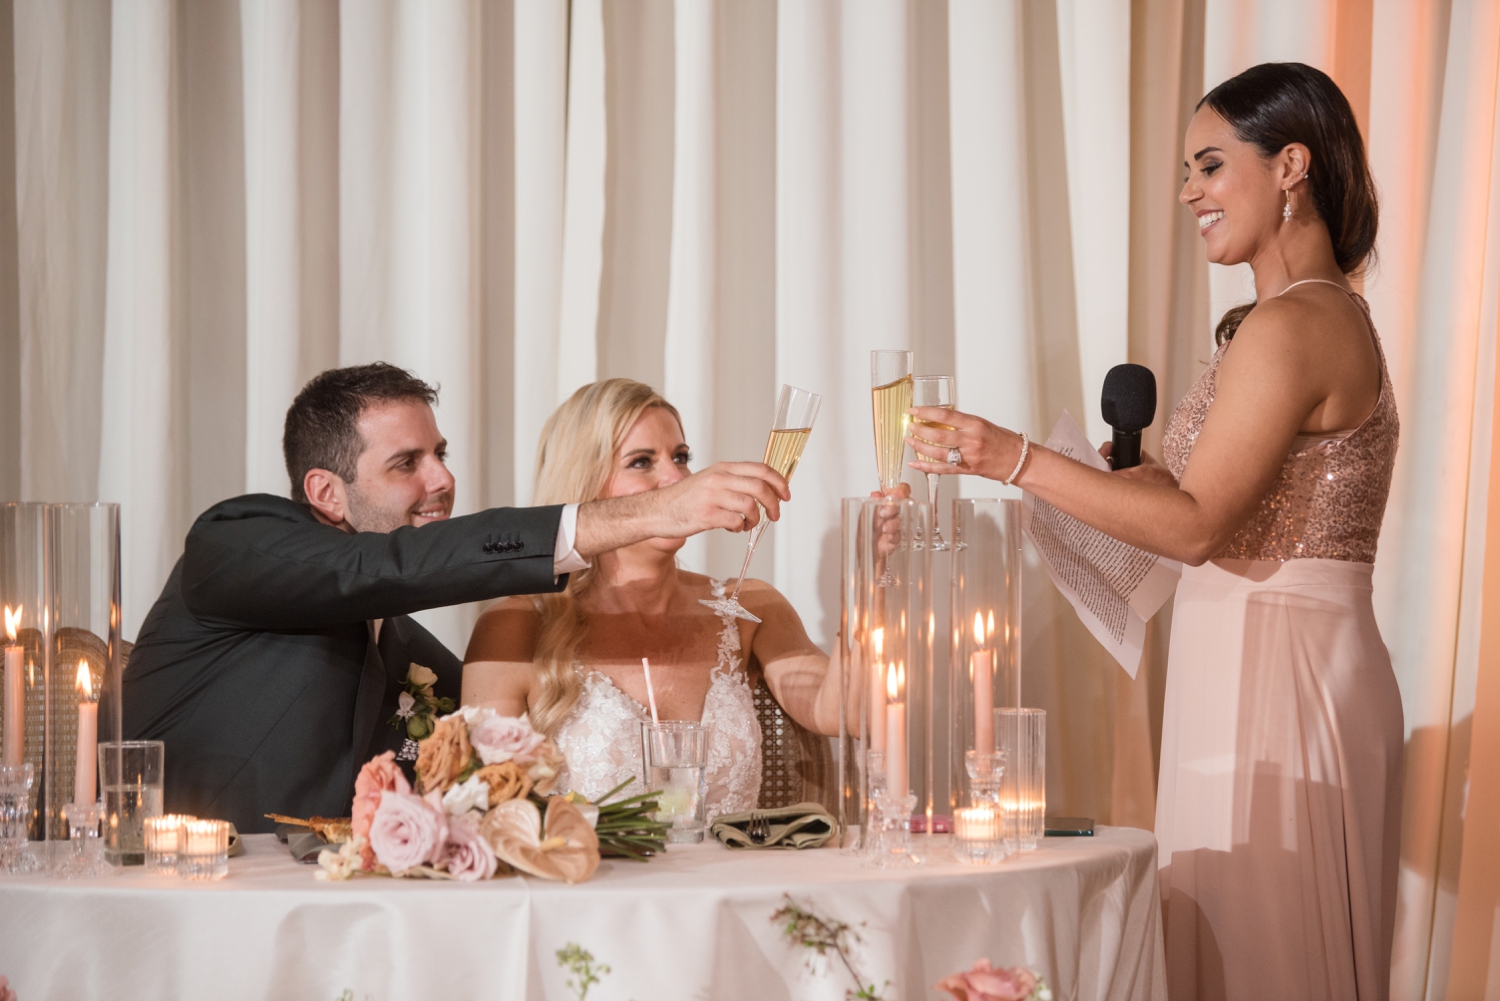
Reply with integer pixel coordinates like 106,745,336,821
0,0,1496,992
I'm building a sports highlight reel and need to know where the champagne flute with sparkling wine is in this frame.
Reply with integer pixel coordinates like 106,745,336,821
701,385,823,624
871,351,913,585
911,376,956,551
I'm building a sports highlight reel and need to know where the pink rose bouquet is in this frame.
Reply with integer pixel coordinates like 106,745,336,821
935,960,1051,1001
320,705,660,883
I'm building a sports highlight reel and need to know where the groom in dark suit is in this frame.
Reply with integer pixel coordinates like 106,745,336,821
123,363,787,832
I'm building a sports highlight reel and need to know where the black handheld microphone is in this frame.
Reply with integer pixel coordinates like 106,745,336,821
1101,364,1157,470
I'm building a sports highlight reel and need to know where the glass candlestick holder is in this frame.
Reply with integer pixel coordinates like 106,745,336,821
0,762,38,873
953,750,1008,864
865,791,921,869
54,800,111,878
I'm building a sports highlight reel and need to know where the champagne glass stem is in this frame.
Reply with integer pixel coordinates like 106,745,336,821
926,472,948,549
727,510,771,605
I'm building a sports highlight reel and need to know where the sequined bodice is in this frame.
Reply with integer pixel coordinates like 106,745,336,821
550,580,762,820
1161,291,1398,563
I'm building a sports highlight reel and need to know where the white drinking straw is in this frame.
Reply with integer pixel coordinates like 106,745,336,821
641,657,661,724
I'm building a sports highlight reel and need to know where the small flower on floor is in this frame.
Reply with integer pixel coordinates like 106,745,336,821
934,959,1051,1001
556,943,610,1001
0,974,16,1001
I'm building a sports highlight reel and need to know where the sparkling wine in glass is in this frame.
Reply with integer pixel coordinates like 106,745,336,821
871,351,913,584
701,384,822,624
911,375,956,551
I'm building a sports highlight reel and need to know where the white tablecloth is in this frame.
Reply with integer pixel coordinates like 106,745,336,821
0,828,1164,1001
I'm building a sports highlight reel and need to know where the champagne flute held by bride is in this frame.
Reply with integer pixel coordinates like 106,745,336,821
700,384,823,624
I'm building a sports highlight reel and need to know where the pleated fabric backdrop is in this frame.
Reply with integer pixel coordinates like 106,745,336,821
0,1,1497,994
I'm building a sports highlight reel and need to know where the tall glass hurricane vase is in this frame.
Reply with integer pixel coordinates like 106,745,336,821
911,376,956,550
701,385,822,624
0,504,46,868
948,499,1023,863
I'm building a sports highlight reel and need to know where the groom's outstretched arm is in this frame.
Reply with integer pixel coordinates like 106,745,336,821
181,495,567,630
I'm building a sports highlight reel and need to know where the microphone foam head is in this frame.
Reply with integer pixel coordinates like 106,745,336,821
1101,364,1157,432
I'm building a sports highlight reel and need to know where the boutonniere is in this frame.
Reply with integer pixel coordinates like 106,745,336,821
389,663,455,741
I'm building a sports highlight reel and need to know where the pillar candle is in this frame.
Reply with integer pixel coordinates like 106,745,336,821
3,644,21,766
73,661,97,805
971,650,993,755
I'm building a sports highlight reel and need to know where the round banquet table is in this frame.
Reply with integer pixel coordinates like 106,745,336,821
0,827,1165,1001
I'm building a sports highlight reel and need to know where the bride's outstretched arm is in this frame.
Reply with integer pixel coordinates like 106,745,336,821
460,598,540,717
740,581,840,736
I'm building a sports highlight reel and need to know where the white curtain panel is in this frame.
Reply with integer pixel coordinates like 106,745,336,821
6,1,1500,990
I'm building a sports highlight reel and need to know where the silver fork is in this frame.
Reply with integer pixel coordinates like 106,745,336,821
748,811,770,845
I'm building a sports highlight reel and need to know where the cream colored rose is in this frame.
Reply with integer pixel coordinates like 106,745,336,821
406,663,438,689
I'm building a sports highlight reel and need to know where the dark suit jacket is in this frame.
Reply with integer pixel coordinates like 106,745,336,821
122,494,567,833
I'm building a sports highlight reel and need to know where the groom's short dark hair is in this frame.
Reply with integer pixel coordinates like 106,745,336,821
283,363,440,503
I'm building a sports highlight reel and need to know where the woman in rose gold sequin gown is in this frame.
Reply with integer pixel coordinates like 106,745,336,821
906,64,1401,1000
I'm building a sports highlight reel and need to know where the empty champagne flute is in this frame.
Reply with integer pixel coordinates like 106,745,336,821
911,376,956,551
701,384,823,624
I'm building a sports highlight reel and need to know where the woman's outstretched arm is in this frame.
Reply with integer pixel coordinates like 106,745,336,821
907,294,1373,564
740,580,841,736
460,597,541,717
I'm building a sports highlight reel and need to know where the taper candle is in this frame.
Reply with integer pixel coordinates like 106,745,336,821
868,627,887,752
885,661,907,799
971,612,993,755
2,606,22,766
73,661,97,805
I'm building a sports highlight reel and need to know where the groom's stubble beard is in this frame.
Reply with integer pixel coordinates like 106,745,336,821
344,480,452,534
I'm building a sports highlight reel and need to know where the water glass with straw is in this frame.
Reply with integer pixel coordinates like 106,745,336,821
638,658,711,844
701,384,822,623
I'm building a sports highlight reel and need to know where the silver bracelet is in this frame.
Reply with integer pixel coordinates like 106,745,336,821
1003,433,1030,486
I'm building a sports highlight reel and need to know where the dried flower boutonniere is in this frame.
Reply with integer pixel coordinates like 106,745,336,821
389,662,454,741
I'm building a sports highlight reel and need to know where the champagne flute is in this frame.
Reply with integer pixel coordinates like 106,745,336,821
911,376,956,551
871,351,913,584
701,384,823,624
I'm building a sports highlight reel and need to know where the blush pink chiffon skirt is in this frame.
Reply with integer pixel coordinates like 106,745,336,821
1155,558,1403,1001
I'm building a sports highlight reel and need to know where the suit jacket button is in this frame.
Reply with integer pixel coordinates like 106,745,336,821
482,542,494,553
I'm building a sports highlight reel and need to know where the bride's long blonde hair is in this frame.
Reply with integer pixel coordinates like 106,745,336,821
527,379,684,736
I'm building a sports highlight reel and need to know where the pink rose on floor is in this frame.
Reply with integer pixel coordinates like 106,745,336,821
935,959,1039,1001
438,815,498,881
459,707,548,766
352,751,411,870
368,789,448,873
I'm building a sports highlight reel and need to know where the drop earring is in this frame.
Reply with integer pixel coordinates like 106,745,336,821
1283,189,1292,223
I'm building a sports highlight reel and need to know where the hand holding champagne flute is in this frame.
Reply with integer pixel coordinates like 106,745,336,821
701,384,822,623
910,376,956,550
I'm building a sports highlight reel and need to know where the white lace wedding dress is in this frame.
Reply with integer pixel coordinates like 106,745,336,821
551,580,762,820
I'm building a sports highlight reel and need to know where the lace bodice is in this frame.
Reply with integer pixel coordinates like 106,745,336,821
1161,285,1398,563
551,580,762,820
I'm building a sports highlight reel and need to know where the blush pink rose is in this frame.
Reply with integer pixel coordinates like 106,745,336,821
352,751,411,870
935,960,1038,1001
0,974,15,1001
459,707,548,767
438,815,498,881
368,789,448,873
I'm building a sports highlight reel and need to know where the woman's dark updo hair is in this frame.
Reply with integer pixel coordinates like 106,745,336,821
1199,62,1378,342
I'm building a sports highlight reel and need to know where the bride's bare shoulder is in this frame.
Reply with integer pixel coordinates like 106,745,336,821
464,596,541,664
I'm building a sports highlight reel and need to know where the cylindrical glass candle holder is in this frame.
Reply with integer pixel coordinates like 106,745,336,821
840,498,934,866
55,800,110,878
48,504,123,817
145,814,193,875
98,740,164,865
998,708,1045,851
949,499,1022,822
179,818,229,881
0,504,47,844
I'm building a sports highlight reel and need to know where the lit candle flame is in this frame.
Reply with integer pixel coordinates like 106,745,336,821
75,660,92,698
973,611,985,646
872,627,884,658
3,605,17,643
886,661,901,701
987,611,995,639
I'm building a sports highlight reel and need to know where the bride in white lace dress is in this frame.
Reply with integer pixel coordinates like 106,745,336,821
461,379,839,819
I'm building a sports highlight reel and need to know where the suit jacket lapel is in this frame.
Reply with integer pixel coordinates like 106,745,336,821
350,620,387,780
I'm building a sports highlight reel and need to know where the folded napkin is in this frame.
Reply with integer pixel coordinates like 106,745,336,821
711,802,836,850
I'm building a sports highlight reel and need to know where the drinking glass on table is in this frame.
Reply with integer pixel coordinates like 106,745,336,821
701,384,822,624
99,740,164,866
911,376,956,551
641,721,711,844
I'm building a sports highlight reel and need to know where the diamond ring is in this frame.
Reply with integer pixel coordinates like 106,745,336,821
947,447,962,466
